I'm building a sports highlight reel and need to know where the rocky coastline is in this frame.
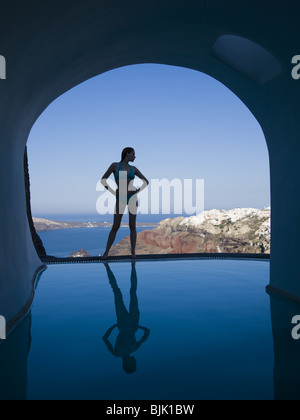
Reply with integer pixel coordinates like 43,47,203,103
109,208,271,256
34,208,271,257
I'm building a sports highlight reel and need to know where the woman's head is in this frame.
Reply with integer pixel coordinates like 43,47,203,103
121,147,135,162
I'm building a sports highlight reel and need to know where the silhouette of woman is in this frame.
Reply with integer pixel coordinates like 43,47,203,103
102,262,150,374
101,147,149,258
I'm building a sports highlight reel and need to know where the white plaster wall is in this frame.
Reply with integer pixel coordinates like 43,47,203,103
0,0,300,331
0,138,41,326
265,111,300,298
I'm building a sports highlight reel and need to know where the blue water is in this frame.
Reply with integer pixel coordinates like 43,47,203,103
36,213,161,257
0,259,276,400
39,227,153,258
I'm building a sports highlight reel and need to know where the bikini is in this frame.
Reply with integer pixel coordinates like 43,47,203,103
114,161,136,204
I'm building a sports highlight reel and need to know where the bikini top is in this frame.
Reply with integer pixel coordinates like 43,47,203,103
114,161,135,182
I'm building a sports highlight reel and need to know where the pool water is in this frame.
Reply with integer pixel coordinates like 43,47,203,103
0,259,279,400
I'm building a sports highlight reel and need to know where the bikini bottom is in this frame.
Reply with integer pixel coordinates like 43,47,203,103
116,191,139,212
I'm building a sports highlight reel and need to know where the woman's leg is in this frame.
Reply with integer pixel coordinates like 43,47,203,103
129,211,137,257
102,201,125,257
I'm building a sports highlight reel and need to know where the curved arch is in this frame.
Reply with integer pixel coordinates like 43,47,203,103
27,62,270,220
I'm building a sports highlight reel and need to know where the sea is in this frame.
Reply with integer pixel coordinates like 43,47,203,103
35,213,182,258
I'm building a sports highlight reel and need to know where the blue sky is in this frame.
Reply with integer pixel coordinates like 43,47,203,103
27,63,270,217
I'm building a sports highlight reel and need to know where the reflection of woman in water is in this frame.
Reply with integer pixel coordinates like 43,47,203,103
101,147,149,258
103,262,150,374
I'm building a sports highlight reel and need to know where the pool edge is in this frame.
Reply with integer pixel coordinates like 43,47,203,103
41,252,270,265
0,264,47,344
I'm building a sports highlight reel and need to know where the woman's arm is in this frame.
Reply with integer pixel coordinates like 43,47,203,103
133,167,149,194
103,325,118,355
101,163,117,196
135,326,150,350
103,324,117,340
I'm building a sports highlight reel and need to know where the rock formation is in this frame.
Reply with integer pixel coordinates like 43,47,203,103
109,208,271,256
69,249,91,258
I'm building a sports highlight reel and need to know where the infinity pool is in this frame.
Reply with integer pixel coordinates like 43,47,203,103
0,259,279,400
